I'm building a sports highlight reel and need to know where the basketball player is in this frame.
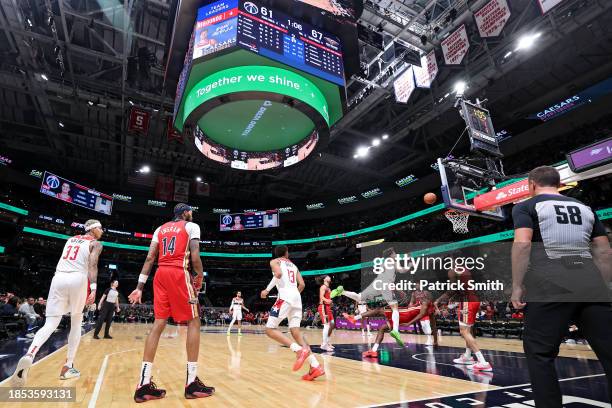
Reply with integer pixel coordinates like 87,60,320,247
434,263,492,371
260,245,324,381
511,165,612,406
128,203,214,402
227,291,249,336
10,219,103,386
332,247,412,346
406,290,438,346
362,301,438,358
317,275,335,351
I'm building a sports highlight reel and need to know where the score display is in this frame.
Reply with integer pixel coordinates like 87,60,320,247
40,171,113,215
220,210,279,231
237,1,344,86
460,100,502,157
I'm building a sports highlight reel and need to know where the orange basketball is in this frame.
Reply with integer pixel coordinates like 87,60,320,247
424,192,437,205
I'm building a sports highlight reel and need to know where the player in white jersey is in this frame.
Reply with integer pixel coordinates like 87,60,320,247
227,291,249,336
332,247,412,346
260,245,324,381
10,219,103,386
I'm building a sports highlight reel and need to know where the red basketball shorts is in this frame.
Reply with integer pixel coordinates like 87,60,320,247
153,266,199,322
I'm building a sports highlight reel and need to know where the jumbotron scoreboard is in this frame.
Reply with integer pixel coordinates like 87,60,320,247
171,0,348,171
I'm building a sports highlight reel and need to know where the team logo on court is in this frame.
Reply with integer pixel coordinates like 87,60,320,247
243,2,258,14
45,175,60,189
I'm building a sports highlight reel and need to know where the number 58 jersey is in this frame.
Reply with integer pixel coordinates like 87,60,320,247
152,221,201,268
56,235,96,274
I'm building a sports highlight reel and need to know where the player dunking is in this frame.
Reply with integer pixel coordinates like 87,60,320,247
332,247,412,346
227,291,249,336
260,245,324,381
317,275,335,351
435,264,492,371
128,203,214,402
10,219,103,386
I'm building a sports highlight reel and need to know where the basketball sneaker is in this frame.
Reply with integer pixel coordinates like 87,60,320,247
453,354,476,365
185,377,215,399
342,313,356,325
362,350,378,358
60,366,80,380
293,347,311,371
467,362,493,372
389,330,405,347
320,344,334,352
134,380,166,403
330,286,344,298
10,355,33,387
302,366,325,381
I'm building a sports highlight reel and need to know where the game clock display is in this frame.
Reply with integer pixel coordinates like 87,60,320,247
237,1,344,86
461,100,502,157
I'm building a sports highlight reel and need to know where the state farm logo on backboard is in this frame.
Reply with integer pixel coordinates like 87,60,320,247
475,179,530,211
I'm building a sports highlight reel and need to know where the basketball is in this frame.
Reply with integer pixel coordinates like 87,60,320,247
424,192,437,205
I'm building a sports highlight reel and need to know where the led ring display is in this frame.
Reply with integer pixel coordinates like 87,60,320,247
183,65,330,170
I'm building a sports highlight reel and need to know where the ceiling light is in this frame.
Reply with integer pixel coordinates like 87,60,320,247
87,100,94,106
139,165,150,174
453,81,467,96
40,73,48,81
196,176,202,182
128,100,134,106
357,146,369,157
372,138,381,147
516,32,541,51
58,121,64,128
382,134,389,140
504,51,513,59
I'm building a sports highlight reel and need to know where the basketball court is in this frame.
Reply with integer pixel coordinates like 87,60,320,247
0,324,606,407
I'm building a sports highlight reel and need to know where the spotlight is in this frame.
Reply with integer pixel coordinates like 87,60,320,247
40,73,48,81
139,165,151,174
453,81,467,96
87,100,94,106
357,146,369,157
372,138,381,147
382,134,389,140
58,121,64,128
196,176,202,182
26,18,33,27
128,100,134,106
503,51,512,59
516,32,541,51
353,154,359,159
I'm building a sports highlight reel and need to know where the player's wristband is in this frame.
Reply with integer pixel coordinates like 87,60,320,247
265,277,278,291
138,274,148,284
89,283,97,291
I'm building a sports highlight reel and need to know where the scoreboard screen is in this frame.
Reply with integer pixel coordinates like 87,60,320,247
220,210,279,231
40,171,113,215
461,100,502,157
237,1,345,86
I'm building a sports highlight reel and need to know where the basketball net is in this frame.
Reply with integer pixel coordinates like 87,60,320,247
444,209,469,234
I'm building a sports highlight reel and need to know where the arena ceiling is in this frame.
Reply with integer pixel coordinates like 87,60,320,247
1,0,612,208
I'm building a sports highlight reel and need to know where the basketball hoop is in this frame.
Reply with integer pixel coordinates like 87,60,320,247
445,209,470,234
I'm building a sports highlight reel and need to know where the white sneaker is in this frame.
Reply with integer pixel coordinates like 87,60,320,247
10,355,33,387
453,354,476,365
328,344,335,350
25,333,35,339
467,362,493,372
60,367,81,380
320,344,334,352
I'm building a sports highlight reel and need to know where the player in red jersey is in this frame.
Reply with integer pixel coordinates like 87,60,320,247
128,204,215,402
10,219,103,386
362,292,438,358
317,275,335,351
435,265,492,372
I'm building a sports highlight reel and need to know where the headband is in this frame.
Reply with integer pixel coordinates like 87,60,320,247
85,222,102,231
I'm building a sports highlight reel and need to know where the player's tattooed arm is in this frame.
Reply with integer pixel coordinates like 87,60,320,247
296,270,305,293
88,240,103,286
137,241,159,291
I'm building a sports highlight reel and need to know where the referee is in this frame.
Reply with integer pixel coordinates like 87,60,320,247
511,166,612,407
94,280,120,339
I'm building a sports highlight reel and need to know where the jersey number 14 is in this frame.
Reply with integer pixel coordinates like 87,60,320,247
162,236,176,255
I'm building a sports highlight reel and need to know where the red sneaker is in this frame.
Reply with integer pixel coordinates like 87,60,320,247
362,350,378,358
302,366,325,381
134,380,166,403
342,313,356,325
293,348,311,371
